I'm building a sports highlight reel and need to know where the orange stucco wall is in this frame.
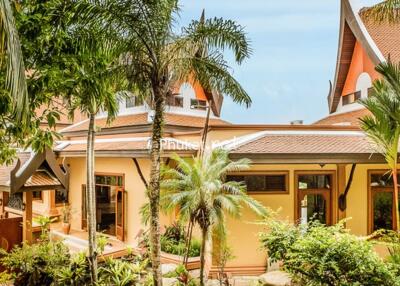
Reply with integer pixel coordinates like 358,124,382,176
171,75,207,101
341,41,380,96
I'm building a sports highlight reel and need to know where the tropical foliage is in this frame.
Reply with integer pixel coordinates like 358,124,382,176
0,0,57,164
260,219,400,286
161,148,267,285
73,1,253,284
361,0,400,23
359,60,400,231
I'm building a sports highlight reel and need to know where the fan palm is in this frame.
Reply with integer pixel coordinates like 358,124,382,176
161,148,268,285
0,0,28,121
360,61,400,232
77,1,252,284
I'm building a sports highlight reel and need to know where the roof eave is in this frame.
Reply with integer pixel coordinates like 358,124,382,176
329,0,386,114
229,152,385,164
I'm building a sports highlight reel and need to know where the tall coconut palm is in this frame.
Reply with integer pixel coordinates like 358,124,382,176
161,148,268,285
0,0,28,121
360,61,400,232
78,1,252,284
63,33,124,282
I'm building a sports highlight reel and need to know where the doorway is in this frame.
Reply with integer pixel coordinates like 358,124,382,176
295,172,334,225
82,173,125,241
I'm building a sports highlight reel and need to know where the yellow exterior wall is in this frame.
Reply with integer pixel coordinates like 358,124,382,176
61,128,396,271
66,157,175,246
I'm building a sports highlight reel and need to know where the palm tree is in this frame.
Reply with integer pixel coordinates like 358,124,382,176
63,32,124,282
360,61,400,232
361,0,400,23
0,0,28,121
78,2,252,284
161,148,268,285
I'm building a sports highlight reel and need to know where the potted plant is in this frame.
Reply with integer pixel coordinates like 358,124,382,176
61,204,72,235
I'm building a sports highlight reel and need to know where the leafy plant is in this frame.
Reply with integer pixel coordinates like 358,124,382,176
61,204,73,224
260,220,400,286
213,239,235,286
0,239,70,286
56,252,90,286
164,264,199,286
33,216,56,239
98,258,140,286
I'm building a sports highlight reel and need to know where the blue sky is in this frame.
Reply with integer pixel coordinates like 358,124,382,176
179,0,379,124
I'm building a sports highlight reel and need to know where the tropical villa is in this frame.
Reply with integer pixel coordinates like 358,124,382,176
0,0,399,278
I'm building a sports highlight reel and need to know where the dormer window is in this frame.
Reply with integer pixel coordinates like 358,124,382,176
190,99,207,110
367,87,374,97
342,91,361,106
125,95,143,108
166,95,184,107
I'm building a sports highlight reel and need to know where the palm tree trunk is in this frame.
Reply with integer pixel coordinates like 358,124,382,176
393,169,400,231
200,226,209,286
86,113,97,283
184,218,194,266
148,84,165,286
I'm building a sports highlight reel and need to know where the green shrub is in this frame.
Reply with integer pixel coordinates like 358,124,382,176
160,235,200,257
260,220,399,286
0,239,70,286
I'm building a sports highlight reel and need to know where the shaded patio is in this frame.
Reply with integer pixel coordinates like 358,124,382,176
0,148,69,244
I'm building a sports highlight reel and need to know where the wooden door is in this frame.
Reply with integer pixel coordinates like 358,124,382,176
115,187,125,241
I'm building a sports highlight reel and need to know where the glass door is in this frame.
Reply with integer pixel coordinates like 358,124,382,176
296,173,333,225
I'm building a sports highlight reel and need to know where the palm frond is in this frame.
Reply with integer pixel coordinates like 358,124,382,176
361,0,400,24
0,0,28,122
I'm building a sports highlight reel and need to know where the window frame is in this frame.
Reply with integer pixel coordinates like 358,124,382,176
32,191,43,202
367,170,398,233
227,171,289,195
294,170,336,226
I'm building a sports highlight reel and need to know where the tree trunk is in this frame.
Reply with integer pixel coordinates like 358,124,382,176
200,226,209,286
148,84,165,286
393,169,400,232
184,218,194,266
86,113,97,283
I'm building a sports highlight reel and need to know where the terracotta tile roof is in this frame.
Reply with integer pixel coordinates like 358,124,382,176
61,112,229,133
36,100,86,126
313,109,370,126
226,131,374,154
360,10,400,62
0,153,31,187
24,170,61,187
55,137,198,153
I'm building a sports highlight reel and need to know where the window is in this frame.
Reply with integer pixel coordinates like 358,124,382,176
298,174,331,190
342,91,361,106
55,189,69,205
367,87,374,97
190,99,207,110
166,95,184,107
125,95,143,108
226,172,288,193
369,171,400,232
354,90,361,101
296,172,334,225
32,191,42,201
95,174,123,186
